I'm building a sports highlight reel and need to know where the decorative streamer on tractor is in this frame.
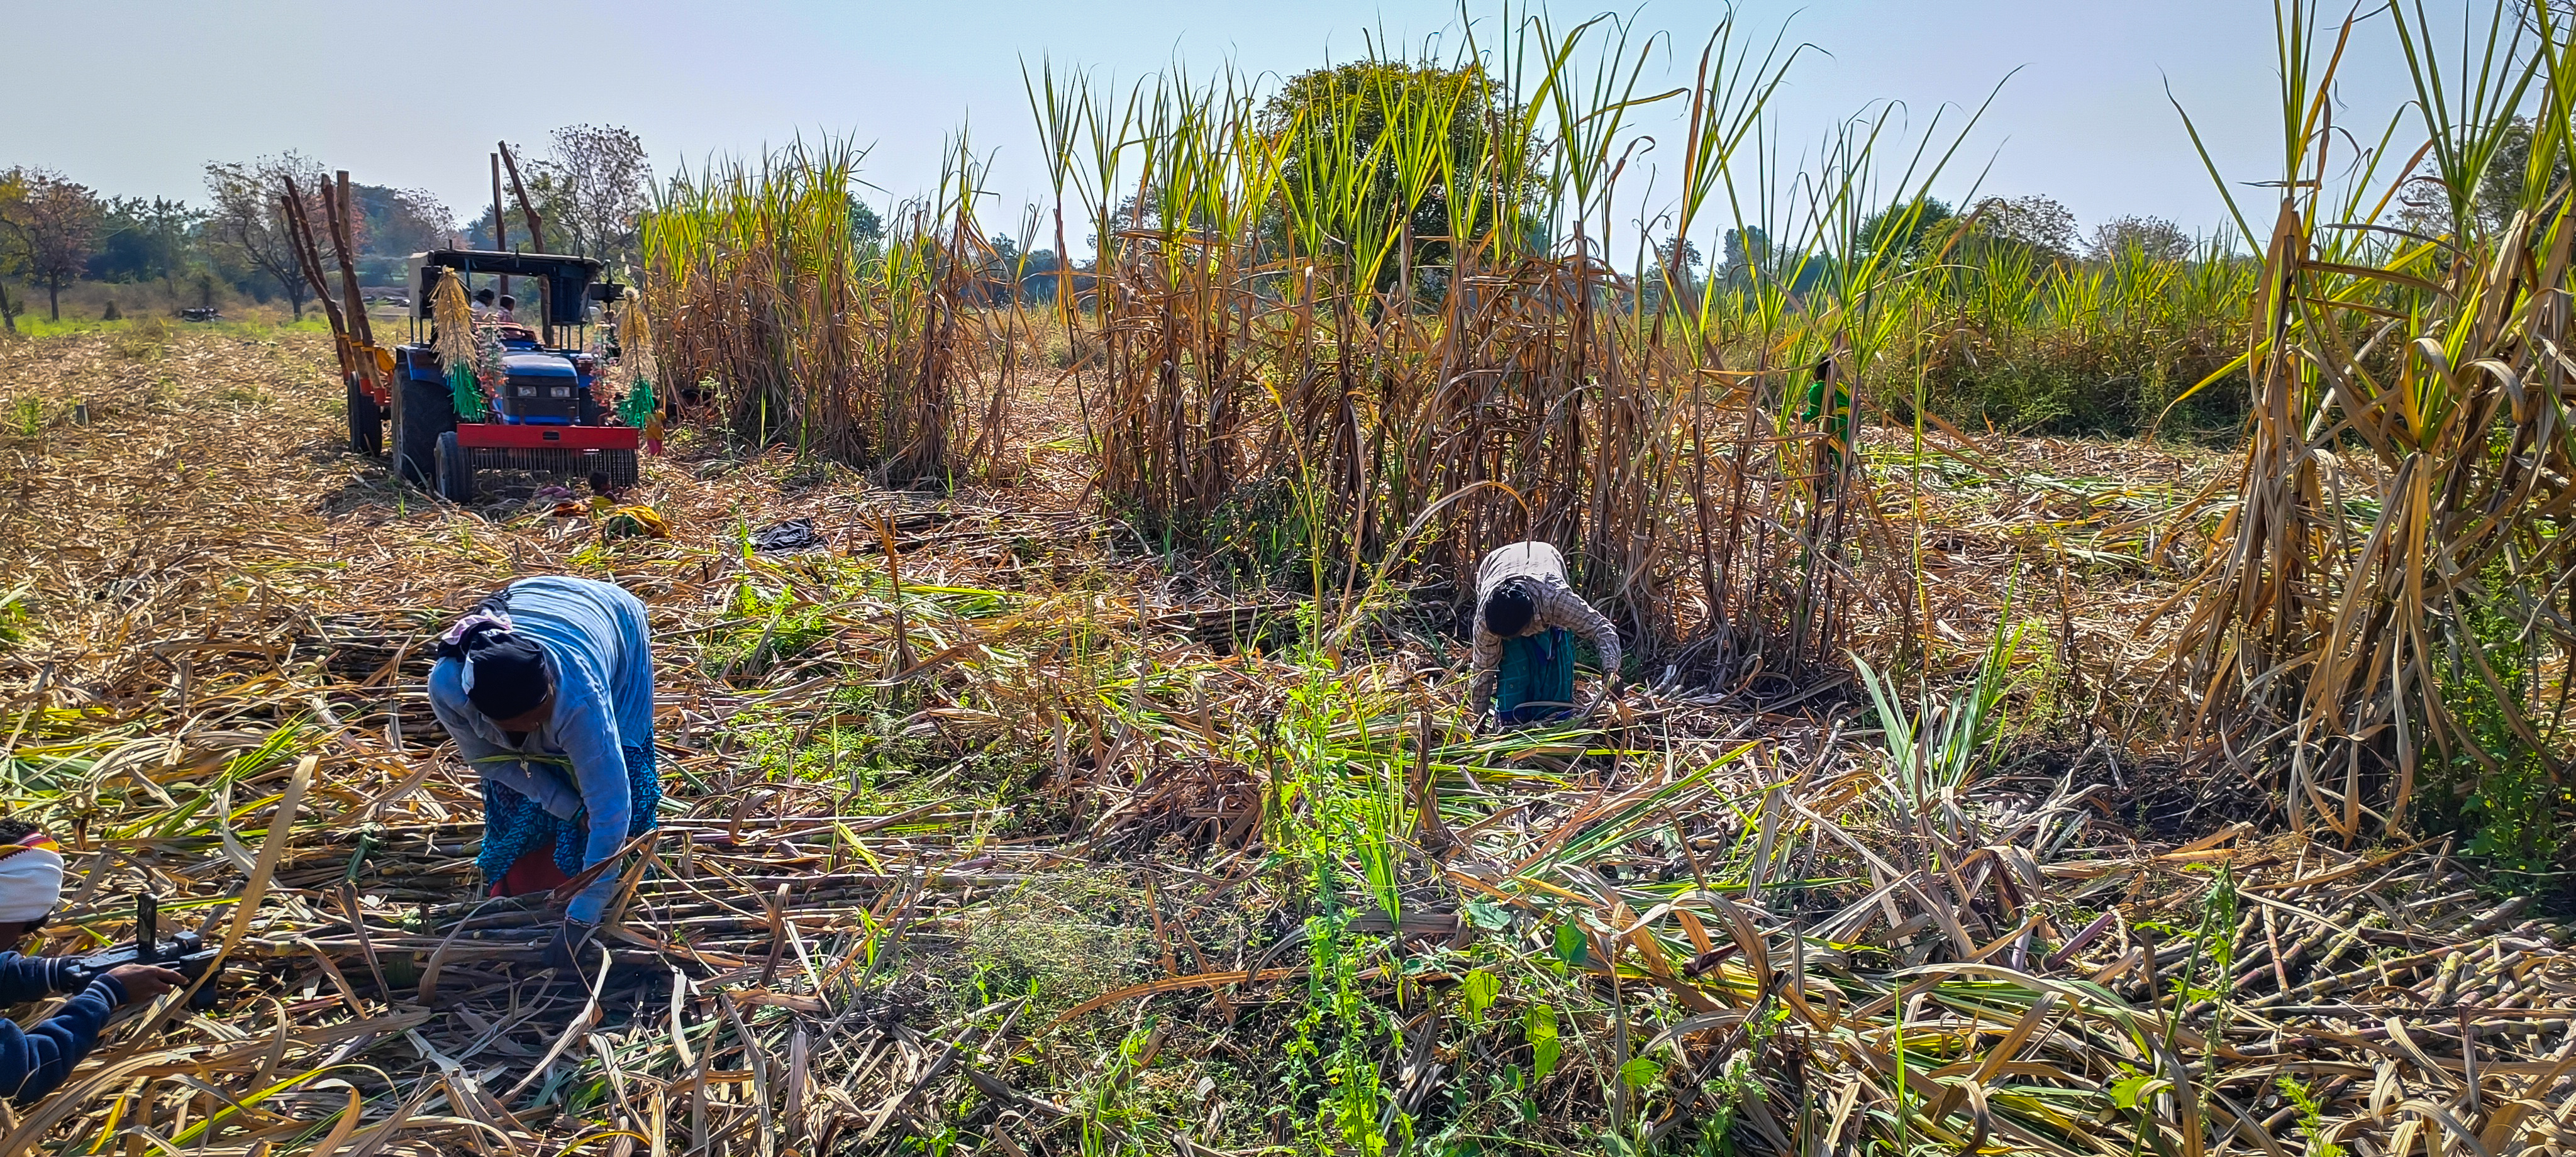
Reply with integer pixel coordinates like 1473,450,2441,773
429,268,489,422
614,288,658,429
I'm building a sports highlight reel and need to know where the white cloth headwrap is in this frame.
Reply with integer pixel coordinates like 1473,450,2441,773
0,846,64,924
441,609,516,648
440,609,518,695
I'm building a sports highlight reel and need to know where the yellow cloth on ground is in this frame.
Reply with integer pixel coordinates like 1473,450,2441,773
596,502,670,540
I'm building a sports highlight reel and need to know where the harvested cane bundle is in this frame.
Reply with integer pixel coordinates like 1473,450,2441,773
614,287,658,429
429,268,489,421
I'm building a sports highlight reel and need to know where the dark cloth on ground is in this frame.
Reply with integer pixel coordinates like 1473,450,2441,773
750,518,824,554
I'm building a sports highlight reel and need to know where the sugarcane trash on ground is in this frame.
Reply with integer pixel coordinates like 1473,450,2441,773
0,328,2569,1155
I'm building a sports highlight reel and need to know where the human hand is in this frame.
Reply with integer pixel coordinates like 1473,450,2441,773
543,919,599,972
1585,679,1622,721
104,965,190,1005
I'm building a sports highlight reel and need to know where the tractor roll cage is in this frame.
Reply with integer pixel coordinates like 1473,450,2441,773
404,249,624,328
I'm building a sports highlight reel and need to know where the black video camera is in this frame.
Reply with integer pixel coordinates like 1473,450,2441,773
67,895,221,1011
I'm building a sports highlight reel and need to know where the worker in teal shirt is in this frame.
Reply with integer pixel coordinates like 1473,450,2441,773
1801,348,1852,497
427,575,661,967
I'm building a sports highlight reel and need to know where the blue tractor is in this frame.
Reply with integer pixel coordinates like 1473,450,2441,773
370,249,639,501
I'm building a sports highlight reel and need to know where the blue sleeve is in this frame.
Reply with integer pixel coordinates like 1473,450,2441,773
551,663,630,925
0,976,125,1105
0,954,78,1005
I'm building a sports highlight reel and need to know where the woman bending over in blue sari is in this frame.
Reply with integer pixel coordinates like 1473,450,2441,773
428,575,662,967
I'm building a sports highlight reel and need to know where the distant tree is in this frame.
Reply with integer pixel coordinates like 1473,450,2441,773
0,167,104,321
1642,233,1702,312
1719,226,1771,284
204,153,330,319
531,125,650,265
90,197,207,300
1960,194,2079,260
1715,226,1833,294
351,184,452,256
461,204,501,250
2087,214,2194,262
1017,247,1062,302
2468,117,2565,235
1262,60,1535,292
89,199,153,281
2392,118,2568,241
0,171,22,331
1853,197,1953,269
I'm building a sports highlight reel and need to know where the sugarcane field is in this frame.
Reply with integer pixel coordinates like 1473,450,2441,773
4,2,2576,1154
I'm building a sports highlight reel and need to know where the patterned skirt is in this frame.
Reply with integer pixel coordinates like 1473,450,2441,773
476,743,662,889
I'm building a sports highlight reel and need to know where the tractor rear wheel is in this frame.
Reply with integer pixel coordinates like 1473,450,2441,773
347,378,383,457
435,431,476,503
397,376,458,488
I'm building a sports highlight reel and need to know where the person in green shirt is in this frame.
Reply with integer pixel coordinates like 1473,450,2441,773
1800,350,1851,497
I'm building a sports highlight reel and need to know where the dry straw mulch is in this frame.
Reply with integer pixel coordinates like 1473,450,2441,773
0,329,2568,1155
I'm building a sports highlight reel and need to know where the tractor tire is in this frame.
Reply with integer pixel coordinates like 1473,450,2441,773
435,430,476,503
347,378,384,457
397,375,457,487
597,448,640,489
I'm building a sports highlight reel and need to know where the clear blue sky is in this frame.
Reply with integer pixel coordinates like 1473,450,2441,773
9,0,2417,253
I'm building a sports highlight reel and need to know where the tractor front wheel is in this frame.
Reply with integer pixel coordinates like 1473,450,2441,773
347,378,384,456
435,431,476,503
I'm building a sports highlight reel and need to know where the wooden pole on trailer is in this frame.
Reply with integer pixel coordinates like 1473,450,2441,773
327,172,377,368
497,141,550,345
326,175,390,455
278,177,402,467
497,141,546,252
277,179,352,377
491,153,509,301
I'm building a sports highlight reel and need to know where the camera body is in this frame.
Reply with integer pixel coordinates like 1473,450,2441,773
66,895,221,1011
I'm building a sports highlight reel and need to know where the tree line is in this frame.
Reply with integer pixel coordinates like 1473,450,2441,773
0,125,652,331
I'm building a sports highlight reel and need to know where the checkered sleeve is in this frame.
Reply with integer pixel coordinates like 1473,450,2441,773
1534,584,1622,682
1465,623,1504,711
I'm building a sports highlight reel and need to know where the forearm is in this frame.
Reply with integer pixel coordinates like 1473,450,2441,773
566,797,628,924
1594,634,1623,684
448,728,514,772
562,722,631,925
0,955,78,1004
4,977,124,1105
1536,597,1623,685
1465,628,1501,712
